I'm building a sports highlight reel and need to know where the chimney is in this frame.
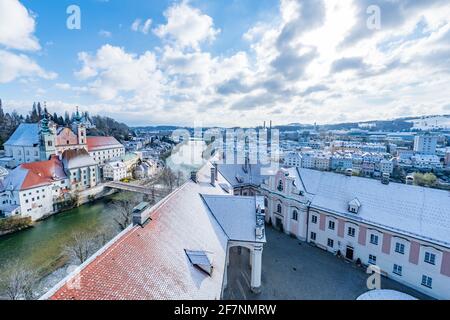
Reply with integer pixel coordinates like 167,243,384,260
263,121,266,129
190,171,198,183
210,167,216,186
381,173,390,185
132,202,151,226
406,175,414,185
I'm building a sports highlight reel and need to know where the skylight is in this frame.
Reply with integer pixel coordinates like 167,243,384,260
185,250,213,276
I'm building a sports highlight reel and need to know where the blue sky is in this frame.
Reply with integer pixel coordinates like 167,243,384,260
1,0,450,126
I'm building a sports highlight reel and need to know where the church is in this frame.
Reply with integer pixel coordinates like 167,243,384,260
3,109,124,168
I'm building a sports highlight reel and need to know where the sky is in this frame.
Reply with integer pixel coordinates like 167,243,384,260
0,0,450,127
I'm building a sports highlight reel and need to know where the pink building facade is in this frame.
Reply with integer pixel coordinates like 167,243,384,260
258,167,450,300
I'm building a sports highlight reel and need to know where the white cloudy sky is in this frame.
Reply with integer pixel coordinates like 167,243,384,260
1,0,450,126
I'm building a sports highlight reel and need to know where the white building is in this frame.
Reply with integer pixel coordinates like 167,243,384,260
258,168,450,300
0,156,69,221
414,134,438,155
301,153,315,169
61,149,99,191
87,136,125,166
3,123,41,167
103,161,128,181
314,153,331,171
284,152,302,167
411,155,443,169
217,162,450,300
379,159,394,175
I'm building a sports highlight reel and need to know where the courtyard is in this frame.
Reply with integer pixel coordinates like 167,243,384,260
223,226,431,300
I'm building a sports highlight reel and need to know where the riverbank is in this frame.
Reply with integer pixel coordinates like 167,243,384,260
0,191,137,298
0,216,33,237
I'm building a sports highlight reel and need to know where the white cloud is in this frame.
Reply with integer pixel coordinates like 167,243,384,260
0,0,40,51
131,18,152,34
0,50,56,83
99,30,112,38
62,0,450,126
74,44,163,101
153,1,220,49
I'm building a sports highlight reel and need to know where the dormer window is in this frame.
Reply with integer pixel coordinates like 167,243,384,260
348,198,361,214
185,250,213,276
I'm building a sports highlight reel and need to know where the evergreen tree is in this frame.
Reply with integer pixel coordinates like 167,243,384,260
37,102,42,117
0,98,4,120
30,103,39,122
64,111,70,125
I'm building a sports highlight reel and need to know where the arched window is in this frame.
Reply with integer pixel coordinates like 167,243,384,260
292,210,298,221
277,204,282,214
264,197,269,207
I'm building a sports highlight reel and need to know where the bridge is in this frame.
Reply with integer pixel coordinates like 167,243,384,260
105,181,167,197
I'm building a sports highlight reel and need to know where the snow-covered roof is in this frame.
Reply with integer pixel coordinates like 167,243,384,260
296,168,450,248
4,123,40,147
202,195,265,243
62,149,97,169
87,136,123,151
106,161,125,169
217,163,273,187
0,156,66,191
45,162,262,300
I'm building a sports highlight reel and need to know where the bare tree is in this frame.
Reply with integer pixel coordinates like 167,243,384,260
65,232,96,264
157,167,177,191
0,261,37,300
176,170,184,187
110,194,141,231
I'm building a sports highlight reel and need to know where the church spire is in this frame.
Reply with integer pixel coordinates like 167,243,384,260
41,112,51,135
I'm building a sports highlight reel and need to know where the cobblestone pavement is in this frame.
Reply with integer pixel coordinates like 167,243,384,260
223,226,431,300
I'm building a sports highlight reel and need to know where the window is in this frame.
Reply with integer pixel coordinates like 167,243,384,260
348,227,356,237
48,141,52,147
327,239,334,248
310,232,317,241
393,264,402,276
424,252,436,265
395,243,405,254
368,255,377,265
370,234,379,245
277,204,282,214
328,221,335,230
277,180,283,191
421,275,432,288
311,215,318,224
292,210,298,221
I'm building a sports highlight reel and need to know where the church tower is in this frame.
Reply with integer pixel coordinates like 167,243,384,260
72,106,87,148
40,113,56,160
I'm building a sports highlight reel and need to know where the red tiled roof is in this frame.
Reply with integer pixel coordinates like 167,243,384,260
47,164,231,300
87,136,122,151
20,156,66,190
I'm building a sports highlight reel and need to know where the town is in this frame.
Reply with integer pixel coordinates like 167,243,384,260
1,0,450,307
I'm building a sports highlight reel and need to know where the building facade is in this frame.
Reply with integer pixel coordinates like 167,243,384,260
256,167,450,299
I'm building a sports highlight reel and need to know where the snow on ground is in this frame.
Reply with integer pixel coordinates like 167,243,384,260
407,116,450,130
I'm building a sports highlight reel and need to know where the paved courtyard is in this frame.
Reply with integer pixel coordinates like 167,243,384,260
223,226,431,300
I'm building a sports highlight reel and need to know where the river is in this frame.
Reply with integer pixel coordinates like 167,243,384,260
0,140,206,298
